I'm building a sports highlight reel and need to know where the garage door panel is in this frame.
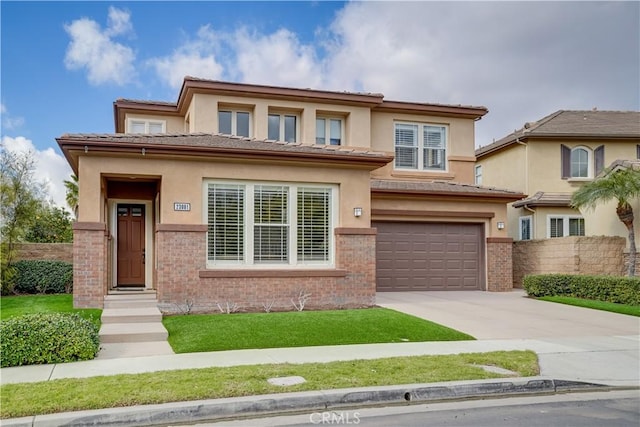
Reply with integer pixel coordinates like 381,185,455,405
375,222,483,291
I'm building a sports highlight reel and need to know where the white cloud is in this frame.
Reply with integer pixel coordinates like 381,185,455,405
64,6,136,85
1,103,25,131
148,25,224,89
2,136,73,210
233,28,324,88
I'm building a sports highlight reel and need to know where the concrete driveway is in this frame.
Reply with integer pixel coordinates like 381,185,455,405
376,290,639,340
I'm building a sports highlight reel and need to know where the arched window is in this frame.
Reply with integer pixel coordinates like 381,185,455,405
570,147,589,178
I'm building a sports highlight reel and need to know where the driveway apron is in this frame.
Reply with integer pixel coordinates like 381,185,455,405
375,290,639,340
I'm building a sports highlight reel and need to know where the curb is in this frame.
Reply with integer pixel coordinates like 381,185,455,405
3,377,608,427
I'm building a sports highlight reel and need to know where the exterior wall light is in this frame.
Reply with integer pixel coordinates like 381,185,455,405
354,207,363,217
497,221,505,230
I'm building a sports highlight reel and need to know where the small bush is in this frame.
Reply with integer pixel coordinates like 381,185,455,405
11,260,73,294
0,313,99,367
523,274,640,305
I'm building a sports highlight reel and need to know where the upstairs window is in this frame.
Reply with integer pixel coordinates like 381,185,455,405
395,123,447,171
561,145,604,179
128,119,165,134
218,110,250,137
268,113,297,143
475,165,483,185
316,118,342,145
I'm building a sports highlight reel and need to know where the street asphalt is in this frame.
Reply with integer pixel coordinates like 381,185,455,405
1,290,638,426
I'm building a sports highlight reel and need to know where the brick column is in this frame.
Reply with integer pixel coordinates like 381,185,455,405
155,224,207,307
486,237,513,292
334,228,377,307
72,222,108,308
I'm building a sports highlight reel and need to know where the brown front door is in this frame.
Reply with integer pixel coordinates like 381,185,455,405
117,204,145,287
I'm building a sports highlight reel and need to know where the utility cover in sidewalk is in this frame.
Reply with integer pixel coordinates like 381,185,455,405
268,376,306,386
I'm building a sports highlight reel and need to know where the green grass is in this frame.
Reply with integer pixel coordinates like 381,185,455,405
164,308,474,353
539,296,640,317
0,294,102,327
0,350,538,419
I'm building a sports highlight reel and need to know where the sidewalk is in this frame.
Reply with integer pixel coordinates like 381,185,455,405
2,335,638,387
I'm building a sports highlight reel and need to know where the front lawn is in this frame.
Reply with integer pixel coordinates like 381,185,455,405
164,308,474,353
0,350,538,419
0,294,102,327
538,296,640,317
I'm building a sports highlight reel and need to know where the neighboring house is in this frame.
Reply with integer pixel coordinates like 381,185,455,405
475,110,640,242
58,77,523,312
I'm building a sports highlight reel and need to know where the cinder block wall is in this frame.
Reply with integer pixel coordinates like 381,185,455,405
13,243,73,263
156,226,377,314
512,236,626,287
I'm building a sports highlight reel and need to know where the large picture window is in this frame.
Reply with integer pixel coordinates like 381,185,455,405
395,123,447,171
206,181,335,267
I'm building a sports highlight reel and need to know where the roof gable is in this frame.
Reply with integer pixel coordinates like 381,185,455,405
476,110,640,158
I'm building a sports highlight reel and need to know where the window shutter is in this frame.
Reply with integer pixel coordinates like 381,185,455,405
637,144,640,159
208,184,245,261
561,144,571,179
297,188,330,262
594,145,605,176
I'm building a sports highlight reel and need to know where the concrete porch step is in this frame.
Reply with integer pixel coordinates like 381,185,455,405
103,296,159,309
101,307,163,324
96,341,175,359
99,322,169,343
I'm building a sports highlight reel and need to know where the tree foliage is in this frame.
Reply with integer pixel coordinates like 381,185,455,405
571,166,640,276
0,147,44,287
64,174,78,218
24,204,73,243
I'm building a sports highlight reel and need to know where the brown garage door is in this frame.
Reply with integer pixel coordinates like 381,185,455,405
374,222,484,291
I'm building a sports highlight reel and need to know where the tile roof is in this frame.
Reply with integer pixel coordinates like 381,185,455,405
476,110,640,157
57,132,392,160
371,179,524,198
512,191,572,208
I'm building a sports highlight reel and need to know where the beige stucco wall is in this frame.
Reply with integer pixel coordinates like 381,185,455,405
476,144,527,193
370,111,477,183
77,155,373,228
371,196,510,239
149,93,374,149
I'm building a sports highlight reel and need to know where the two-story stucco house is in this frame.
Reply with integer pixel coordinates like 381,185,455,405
475,110,640,242
58,77,522,312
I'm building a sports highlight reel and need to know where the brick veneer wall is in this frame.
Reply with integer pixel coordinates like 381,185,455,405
156,225,377,314
486,237,513,292
13,243,73,262
72,222,109,308
512,236,626,287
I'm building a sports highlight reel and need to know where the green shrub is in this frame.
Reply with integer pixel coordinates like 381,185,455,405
523,274,640,305
0,313,99,367
11,260,73,294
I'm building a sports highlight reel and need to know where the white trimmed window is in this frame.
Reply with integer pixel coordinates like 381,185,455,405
475,165,483,185
395,123,447,171
570,147,589,178
206,181,336,267
128,119,166,134
316,118,343,145
548,215,585,238
519,216,532,241
268,113,298,143
218,110,251,137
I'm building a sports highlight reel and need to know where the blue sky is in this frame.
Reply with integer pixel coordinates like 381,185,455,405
2,1,639,209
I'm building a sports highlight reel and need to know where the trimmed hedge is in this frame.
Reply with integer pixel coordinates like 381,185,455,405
12,260,73,294
0,313,100,367
523,274,640,306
